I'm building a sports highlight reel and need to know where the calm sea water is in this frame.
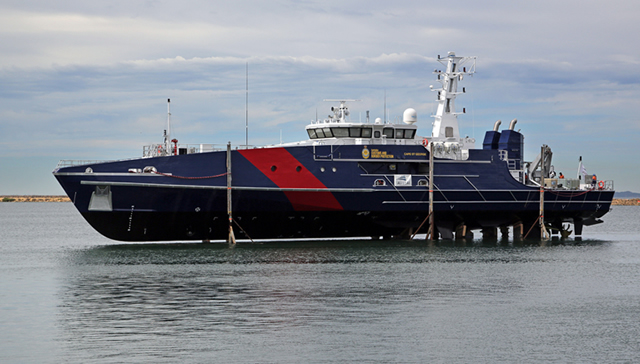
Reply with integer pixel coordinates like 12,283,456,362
1,203,640,363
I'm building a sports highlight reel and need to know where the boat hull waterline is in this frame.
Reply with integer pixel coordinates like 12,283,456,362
54,144,612,241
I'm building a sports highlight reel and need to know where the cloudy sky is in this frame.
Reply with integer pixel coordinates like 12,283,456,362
1,0,639,194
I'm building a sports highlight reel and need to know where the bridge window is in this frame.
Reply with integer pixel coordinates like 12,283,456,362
315,128,325,138
331,127,349,137
323,127,333,137
396,129,405,139
307,129,318,139
382,128,394,138
405,129,416,139
362,128,372,138
349,127,362,137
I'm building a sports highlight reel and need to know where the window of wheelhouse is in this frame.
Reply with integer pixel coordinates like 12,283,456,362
315,128,325,138
349,127,362,137
382,128,394,138
307,129,318,139
323,127,333,137
331,127,349,137
362,127,372,138
404,129,416,139
396,129,405,139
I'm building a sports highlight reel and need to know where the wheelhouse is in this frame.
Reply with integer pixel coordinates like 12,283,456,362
306,125,417,140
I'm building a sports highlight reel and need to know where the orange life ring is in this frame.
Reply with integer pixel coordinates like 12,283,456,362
422,138,429,147
598,180,605,189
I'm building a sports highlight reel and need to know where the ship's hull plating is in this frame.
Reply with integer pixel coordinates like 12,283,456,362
54,144,613,241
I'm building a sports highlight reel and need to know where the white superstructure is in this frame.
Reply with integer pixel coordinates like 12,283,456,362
429,51,476,153
299,52,477,160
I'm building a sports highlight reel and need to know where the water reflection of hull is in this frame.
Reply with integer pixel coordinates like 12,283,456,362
59,241,528,351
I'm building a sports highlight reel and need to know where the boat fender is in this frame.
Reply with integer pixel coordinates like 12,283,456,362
422,138,429,147
598,180,605,189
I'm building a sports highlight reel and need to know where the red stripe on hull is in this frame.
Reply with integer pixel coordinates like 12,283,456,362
238,148,343,211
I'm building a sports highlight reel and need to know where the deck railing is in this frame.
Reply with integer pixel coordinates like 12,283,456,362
55,160,110,169
142,143,265,157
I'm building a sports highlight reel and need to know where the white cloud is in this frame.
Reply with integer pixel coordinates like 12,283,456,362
0,9,258,67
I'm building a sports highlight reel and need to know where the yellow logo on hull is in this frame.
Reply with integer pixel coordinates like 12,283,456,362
362,146,370,159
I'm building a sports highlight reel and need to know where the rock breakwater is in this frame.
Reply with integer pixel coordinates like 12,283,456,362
1,195,71,202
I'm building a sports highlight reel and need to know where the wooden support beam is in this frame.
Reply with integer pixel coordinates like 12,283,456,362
455,223,467,240
227,142,236,245
513,222,523,241
539,145,550,241
428,142,434,241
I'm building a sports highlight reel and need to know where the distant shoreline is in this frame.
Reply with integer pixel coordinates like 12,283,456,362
1,195,639,205
2,195,71,202
612,198,640,206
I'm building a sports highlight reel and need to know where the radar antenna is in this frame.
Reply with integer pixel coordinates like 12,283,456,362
323,99,361,123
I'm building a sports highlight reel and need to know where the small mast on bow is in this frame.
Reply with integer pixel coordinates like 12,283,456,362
164,98,172,155
430,52,476,140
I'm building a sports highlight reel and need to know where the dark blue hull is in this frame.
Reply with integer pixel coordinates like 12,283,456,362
53,144,613,241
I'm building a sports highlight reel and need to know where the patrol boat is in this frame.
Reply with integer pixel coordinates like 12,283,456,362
53,52,614,242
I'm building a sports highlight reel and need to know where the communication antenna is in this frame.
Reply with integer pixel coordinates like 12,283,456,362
245,62,249,147
166,98,171,155
384,89,386,123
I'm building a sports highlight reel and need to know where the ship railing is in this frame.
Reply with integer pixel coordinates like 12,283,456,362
602,180,614,191
142,143,226,157
498,150,521,171
542,179,614,191
55,160,110,169
578,179,614,191
510,169,524,183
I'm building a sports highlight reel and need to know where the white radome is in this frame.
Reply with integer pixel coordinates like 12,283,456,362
403,108,417,124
